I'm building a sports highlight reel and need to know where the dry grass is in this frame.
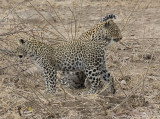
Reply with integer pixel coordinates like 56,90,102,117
0,0,160,118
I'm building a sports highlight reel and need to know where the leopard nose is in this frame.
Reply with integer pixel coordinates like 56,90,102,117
18,55,23,58
119,37,122,41
113,37,122,42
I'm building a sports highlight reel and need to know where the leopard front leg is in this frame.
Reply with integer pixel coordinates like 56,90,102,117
43,67,57,94
101,69,116,94
82,68,101,95
36,58,57,94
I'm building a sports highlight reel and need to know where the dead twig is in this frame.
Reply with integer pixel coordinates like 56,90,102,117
0,0,27,24
46,0,71,41
68,7,78,40
28,1,67,41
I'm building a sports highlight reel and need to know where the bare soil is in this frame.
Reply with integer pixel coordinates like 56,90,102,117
0,0,160,119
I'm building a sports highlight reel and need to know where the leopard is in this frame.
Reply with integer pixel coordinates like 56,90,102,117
17,37,119,95
79,14,121,44
60,14,122,90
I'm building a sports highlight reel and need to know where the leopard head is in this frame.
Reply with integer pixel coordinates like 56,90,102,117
104,20,122,43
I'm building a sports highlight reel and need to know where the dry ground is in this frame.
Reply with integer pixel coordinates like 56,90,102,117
0,0,160,118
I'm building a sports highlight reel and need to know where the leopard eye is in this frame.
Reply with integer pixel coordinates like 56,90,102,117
107,21,110,26
105,20,113,27
19,39,25,44
18,55,23,58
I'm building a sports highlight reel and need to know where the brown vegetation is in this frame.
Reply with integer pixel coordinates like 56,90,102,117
0,0,160,118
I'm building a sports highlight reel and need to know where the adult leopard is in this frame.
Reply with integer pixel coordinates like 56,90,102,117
61,14,122,90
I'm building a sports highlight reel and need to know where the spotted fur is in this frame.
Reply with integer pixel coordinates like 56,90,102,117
17,38,117,94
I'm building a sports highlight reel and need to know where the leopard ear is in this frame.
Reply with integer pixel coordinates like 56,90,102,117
105,20,113,27
19,39,25,44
